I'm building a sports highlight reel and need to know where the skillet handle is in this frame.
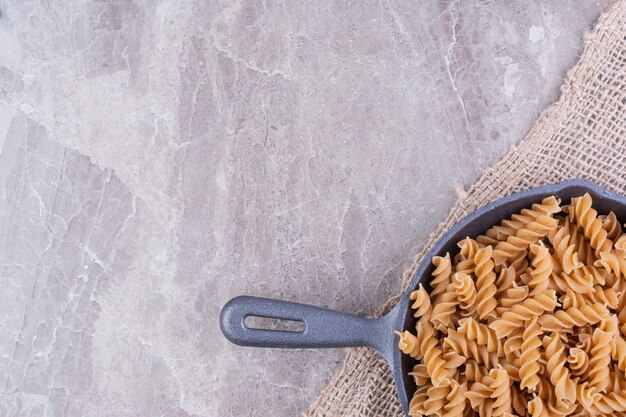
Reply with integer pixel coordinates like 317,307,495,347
220,296,393,359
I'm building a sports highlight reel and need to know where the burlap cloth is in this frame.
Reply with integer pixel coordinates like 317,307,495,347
304,2,626,416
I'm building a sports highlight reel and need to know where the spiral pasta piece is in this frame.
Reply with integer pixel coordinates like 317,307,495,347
409,283,432,321
442,381,467,417
494,197,561,264
417,321,447,385
458,237,480,260
570,193,613,256
532,195,563,215
473,246,498,319
548,223,582,274
479,196,559,248
492,214,559,265
602,211,622,241
396,331,420,358
458,317,505,356
431,253,453,300
543,333,576,404
488,367,512,417
453,272,477,317
564,216,596,265
490,291,558,338
538,303,610,332
493,265,515,298
567,348,590,377
455,238,478,276
588,328,612,392
519,318,542,392
528,242,552,296
423,382,451,416
444,329,497,367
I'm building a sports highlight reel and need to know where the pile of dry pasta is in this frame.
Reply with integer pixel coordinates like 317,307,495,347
396,193,626,417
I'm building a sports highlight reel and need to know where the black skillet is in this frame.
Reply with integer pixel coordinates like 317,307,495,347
220,179,623,415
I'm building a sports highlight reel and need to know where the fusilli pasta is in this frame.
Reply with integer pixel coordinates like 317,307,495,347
416,321,447,385
409,283,432,321
569,193,613,256
431,253,452,300
519,318,542,392
397,193,626,417
488,367,511,416
453,273,478,318
473,246,498,319
538,303,610,332
587,328,612,392
490,291,558,338
527,242,552,296
542,333,576,404
548,219,581,274
457,317,504,356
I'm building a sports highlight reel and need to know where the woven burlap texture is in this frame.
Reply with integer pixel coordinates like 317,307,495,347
304,2,626,416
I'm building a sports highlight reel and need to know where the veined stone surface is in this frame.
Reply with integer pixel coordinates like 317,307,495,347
0,1,603,416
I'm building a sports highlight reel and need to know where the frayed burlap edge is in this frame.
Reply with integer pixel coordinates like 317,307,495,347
305,1,626,416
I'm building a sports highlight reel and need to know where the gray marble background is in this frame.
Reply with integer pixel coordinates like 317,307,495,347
0,1,605,416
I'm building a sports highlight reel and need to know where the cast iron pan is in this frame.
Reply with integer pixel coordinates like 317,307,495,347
220,179,626,416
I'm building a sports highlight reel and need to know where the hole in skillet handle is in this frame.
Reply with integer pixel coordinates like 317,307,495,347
244,316,306,333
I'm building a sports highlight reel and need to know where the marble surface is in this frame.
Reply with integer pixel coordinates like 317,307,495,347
0,1,605,416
